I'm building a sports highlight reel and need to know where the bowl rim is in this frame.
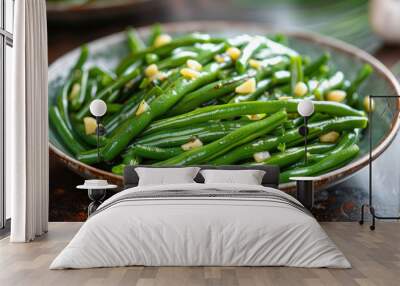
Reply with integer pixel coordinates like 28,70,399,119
49,20,400,190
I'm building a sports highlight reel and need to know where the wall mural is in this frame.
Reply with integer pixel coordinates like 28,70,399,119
47,1,400,222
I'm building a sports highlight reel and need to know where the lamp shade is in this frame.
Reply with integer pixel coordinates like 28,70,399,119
297,99,314,117
89,99,107,117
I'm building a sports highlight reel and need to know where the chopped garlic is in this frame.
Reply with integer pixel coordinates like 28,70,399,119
226,47,241,61
249,59,262,70
235,78,256,94
83,117,97,135
145,64,159,78
319,131,340,143
326,90,346,102
278,96,293,100
136,100,150,116
181,138,203,151
253,151,271,163
153,34,172,47
180,68,200,79
69,83,81,100
247,114,266,121
186,59,202,71
364,96,375,112
155,72,168,81
214,54,226,63
294,82,308,97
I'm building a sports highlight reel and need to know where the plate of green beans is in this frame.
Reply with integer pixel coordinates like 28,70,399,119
48,22,400,191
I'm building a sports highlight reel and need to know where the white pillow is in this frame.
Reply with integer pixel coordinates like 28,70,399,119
200,169,266,185
135,167,200,186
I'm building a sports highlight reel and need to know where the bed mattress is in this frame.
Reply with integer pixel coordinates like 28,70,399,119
50,183,350,269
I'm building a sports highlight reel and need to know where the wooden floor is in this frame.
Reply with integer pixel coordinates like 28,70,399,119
0,222,399,286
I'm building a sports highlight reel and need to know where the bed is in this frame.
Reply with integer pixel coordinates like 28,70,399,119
50,165,350,269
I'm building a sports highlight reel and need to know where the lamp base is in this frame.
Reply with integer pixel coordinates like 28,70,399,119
296,180,314,210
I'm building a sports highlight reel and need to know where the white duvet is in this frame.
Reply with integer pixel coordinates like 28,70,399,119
50,183,350,269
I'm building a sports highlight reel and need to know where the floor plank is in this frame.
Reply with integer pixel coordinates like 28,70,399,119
0,222,399,286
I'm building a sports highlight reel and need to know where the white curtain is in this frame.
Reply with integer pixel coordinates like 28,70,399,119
7,0,49,242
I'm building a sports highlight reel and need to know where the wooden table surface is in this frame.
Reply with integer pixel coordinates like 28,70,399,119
47,1,400,222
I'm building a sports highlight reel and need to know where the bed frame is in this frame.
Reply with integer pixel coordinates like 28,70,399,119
123,165,280,189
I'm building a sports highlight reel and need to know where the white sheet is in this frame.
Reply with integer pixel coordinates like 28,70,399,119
50,183,350,269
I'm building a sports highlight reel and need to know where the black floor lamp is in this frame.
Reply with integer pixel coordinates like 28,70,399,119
89,99,107,163
359,95,400,230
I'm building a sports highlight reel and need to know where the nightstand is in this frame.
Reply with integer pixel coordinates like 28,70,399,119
290,176,322,210
77,180,117,216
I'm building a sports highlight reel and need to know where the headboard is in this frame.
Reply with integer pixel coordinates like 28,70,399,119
123,165,280,189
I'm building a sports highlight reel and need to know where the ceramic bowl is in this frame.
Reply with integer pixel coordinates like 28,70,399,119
48,21,400,191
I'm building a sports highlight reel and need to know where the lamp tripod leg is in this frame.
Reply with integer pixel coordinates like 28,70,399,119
359,203,366,225
370,206,376,231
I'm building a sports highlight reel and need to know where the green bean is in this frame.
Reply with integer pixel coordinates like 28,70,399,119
89,67,115,88
72,121,107,147
104,90,146,130
309,113,332,123
136,120,249,146
252,143,336,168
272,70,290,85
85,79,98,104
173,55,288,108
107,103,123,114
145,53,159,64
263,37,298,57
155,110,287,166
108,86,163,136
116,33,223,75
346,64,373,106
157,43,226,70
252,147,304,168
71,69,89,111
106,90,121,103
124,144,183,161
290,55,303,94
127,27,145,53
56,79,73,130
144,100,365,135
76,148,103,164
71,45,89,76
314,71,344,100
141,130,228,147
280,144,360,183
304,52,330,77
168,74,252,116
230,79,271,104
157,51,199,70
111,155,141,175
147,23,163,46
97,62,224,162
211,116,367,165
49,106,85,155
57,79,97,148
105,70,179,134
76,68,141,120
236,37,263,73
297,131,360,165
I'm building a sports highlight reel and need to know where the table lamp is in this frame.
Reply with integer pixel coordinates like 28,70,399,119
89,99,107,162
297,99,315,164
